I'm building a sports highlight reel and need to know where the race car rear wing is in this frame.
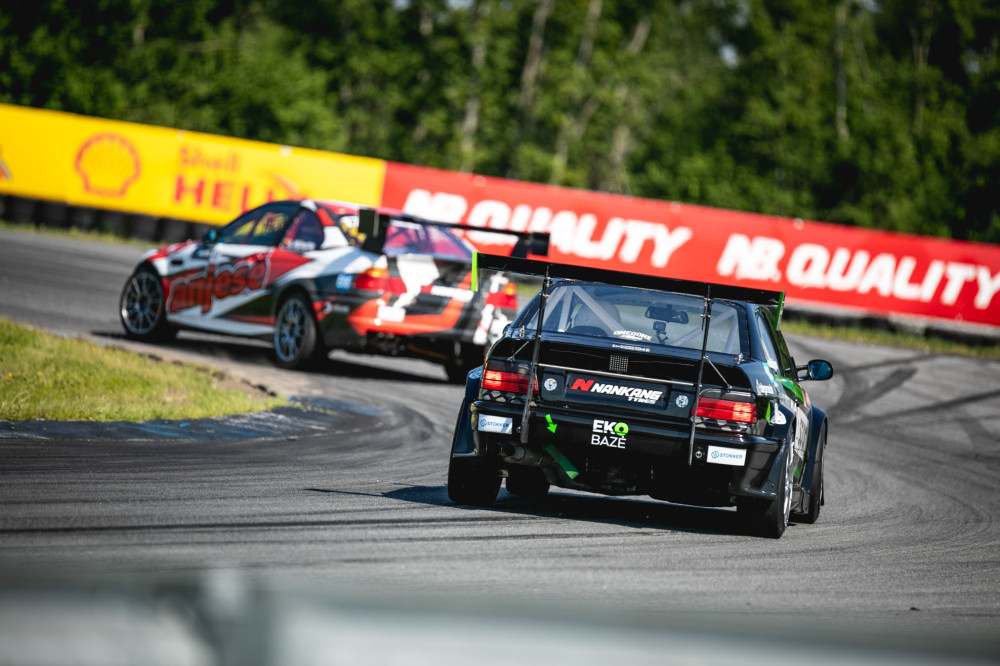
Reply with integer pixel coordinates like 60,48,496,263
472,253,784,307
474,253,785,466
357,209,550,259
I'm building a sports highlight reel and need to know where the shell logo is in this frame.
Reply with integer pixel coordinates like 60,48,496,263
74,133,141,197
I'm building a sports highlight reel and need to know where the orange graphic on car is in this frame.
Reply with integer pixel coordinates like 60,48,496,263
74,133,141,197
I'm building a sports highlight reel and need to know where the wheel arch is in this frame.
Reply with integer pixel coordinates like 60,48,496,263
272,282,317,319
797,405,828,510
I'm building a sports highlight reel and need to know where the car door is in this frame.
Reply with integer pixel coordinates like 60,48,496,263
168,202,299,335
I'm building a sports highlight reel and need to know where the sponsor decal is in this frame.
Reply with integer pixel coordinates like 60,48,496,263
167,253,269,313
718,234,1000,312
611,343,651,353
707,446,746,466
568,378,663,405
381,165,1000,327
755,379,776,396
422,284,474,302
770,408,787,425
674,394,690,409
376,305,406,323
335,273,353,290
543,377,558,392
592,419,628,449
478,414,512,434
74,133,141,197
613,330,653,342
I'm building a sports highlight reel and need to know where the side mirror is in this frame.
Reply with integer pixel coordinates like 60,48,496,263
798,359,834,381
202,228,219,246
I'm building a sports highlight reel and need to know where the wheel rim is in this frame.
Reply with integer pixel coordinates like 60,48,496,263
121,272,164,335
781,446,793,527
275,298,308,362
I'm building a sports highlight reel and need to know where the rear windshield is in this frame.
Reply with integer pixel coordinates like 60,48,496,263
383,221,472,259
332,214,473,260
515,281,746,355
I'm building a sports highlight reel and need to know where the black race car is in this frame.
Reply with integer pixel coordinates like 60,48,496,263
447,255,833,538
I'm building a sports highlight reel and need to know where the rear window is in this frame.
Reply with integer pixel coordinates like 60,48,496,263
516,281,746,355
383,221,472,260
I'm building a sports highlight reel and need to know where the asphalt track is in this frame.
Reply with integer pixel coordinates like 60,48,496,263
1,228,998,664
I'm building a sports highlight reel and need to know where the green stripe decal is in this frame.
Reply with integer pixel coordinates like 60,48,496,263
471,252,479,292
545,444,579,480
774,292,785,331
778,376,804,403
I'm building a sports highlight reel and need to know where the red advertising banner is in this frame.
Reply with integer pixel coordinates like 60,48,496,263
382,162,1000,329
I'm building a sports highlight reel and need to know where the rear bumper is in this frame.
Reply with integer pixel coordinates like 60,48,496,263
467,401,783,502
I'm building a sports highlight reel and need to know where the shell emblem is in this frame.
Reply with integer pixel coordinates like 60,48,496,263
74,133,141,197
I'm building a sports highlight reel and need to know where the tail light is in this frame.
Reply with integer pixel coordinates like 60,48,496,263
696,397,756,423
482,360,538,395
485,282,518,310
353,267,406,294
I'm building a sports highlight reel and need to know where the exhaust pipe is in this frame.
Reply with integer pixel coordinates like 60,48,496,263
501,445,549,467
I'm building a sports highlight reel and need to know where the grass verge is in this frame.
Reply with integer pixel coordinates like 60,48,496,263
0,317,286,421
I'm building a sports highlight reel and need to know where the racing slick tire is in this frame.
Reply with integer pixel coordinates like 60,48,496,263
738,443,793,539
797,424,826,524
447,403,501,506
273,292,327,370
119,266,176,343
448,457,501,507
505,468,550,499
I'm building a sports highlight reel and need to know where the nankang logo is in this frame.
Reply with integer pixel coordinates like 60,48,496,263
568,378,662,405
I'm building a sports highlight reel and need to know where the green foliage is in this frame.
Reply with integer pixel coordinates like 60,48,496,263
1,0,996,241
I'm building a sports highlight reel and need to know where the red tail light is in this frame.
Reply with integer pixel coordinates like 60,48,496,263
353,267,407,294
696,398,756,423
482,361,538,395
485,282,518,310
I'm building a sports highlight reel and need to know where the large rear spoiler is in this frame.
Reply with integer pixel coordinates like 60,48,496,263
357,209,550,259
472,253,784,308
473,253,786,466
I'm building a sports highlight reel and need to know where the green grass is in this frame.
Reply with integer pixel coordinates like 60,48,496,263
0,317,286,421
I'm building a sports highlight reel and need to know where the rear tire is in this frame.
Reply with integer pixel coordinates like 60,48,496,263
798,425,826,524
448,457,501,507
447,403,500,506
738,444,792,539
505,468,549,499
273,292,327,370
119,266,176,343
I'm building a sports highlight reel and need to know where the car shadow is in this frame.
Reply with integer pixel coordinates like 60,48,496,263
378,483,749,538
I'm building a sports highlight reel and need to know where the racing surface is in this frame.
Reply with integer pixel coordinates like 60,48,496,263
1,228,999,663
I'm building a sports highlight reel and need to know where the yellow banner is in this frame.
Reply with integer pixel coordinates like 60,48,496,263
0,103,386,224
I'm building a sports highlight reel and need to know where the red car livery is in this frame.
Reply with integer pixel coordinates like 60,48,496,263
119,199,547,380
